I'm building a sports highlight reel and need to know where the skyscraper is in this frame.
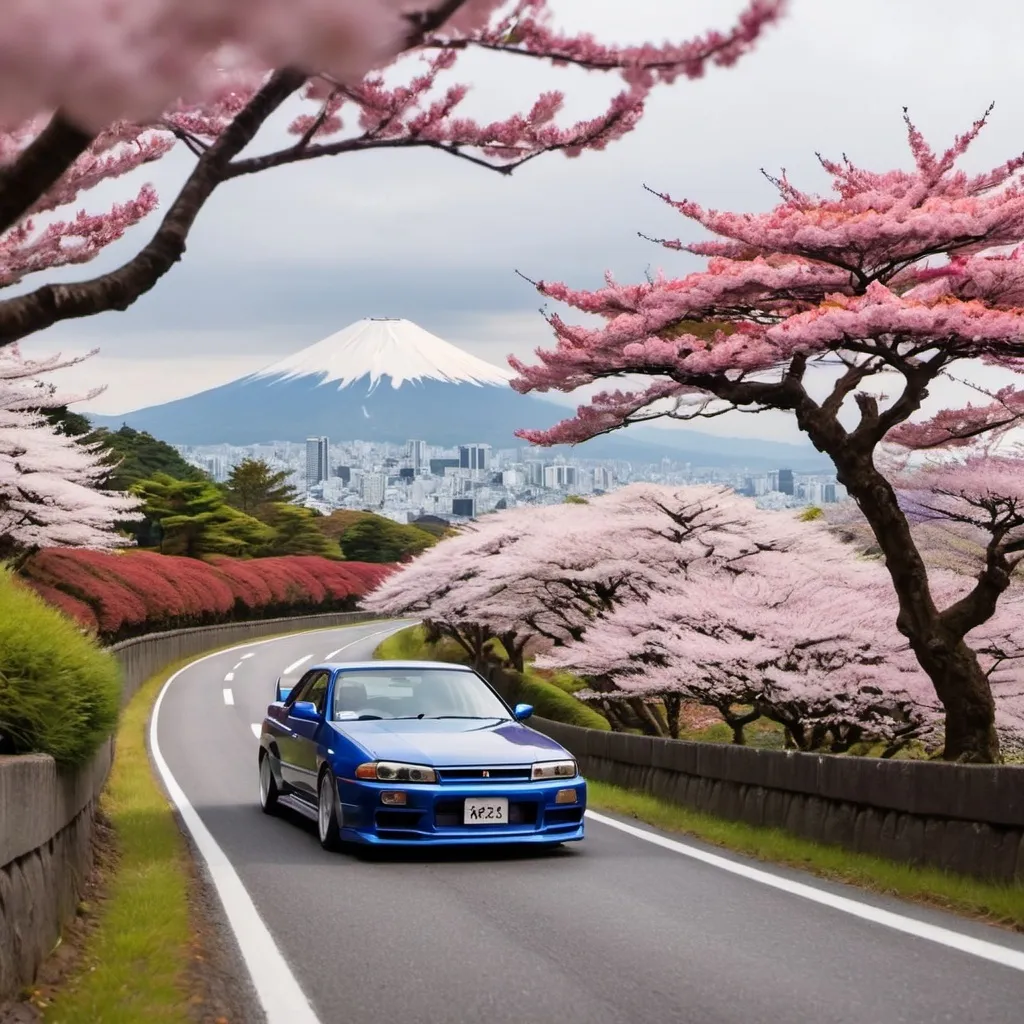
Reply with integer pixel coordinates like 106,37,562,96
408,439,428,474
458,443,491,473
305,436,330,487
778,468,794,496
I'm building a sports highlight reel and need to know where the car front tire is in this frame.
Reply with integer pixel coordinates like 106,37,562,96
317,769,343,852
259,750,280,815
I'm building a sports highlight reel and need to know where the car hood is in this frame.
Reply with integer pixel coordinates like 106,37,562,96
330,719,571,767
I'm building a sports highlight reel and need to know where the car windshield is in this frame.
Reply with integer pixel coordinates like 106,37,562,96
331,668,512,722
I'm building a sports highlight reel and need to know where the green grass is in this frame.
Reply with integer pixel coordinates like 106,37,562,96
42,661,194,1023
0,570,121,766
587,780,1024,931
374,625,610,731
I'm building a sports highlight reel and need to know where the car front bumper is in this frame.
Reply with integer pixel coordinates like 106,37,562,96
336,776,587,846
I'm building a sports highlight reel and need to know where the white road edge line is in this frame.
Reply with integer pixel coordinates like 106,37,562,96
251,723,262,739
585,810,1024,973
223,688,234,706
282,654,313,674
149,621,411,1024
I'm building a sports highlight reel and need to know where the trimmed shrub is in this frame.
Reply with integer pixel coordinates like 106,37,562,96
19,549,396,642
0,571,121,766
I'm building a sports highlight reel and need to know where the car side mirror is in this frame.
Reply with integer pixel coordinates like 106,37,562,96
289,701,320,722
513,703,534,721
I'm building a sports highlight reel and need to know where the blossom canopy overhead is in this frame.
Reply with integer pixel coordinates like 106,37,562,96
0,0,785,349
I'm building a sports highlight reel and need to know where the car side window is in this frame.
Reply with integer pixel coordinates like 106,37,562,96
285,671,317,708
304,671,331,714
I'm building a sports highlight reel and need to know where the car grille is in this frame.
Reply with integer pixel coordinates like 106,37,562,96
436,766,532,783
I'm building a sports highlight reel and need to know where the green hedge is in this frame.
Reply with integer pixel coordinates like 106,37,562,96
0,570,121,766
374,625,610,732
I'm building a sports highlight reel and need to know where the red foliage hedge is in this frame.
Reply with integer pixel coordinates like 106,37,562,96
19,549,395,642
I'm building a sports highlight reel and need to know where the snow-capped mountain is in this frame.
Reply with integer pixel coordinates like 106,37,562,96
85,318,824,467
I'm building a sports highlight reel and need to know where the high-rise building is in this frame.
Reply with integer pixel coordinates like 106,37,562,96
361,472,386,507
452,497,475,517
305,436,330,487
407,439,428,474
458,443,491,473
778,468,795,496
543,464,578,489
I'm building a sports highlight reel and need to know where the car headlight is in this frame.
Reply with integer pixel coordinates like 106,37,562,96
355,761,437,783
531,759,577,780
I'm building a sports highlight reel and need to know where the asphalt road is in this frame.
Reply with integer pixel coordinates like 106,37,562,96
153,621,1024,1024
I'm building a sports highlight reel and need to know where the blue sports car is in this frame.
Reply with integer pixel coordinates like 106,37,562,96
257,660,587,849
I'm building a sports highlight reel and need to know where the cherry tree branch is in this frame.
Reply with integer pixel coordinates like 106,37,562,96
0,114,95,234
0,69,307,346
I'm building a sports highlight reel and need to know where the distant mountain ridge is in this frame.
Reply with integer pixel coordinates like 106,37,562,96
86,318,828,470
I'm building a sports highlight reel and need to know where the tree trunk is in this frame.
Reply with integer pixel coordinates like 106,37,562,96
720,706,760,745
664,695,683,740
811,435,1001,762
628,698,667,737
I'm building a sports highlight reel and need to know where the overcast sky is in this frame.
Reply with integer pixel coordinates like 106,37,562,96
20,0,1024,443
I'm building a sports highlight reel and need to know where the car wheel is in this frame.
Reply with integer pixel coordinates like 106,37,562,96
259,751,279,815
317,769,343,852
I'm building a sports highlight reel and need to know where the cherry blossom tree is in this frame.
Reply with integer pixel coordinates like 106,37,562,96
0,0,785,348
511,112,1024,762
0,346,142,560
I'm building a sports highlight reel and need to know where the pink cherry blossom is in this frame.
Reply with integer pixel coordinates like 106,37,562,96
510,111,1024,762
0,1,785,344
0,344,142,557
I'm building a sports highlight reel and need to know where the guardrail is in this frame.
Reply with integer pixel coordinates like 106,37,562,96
529,718,1024,884
0,609,381,1002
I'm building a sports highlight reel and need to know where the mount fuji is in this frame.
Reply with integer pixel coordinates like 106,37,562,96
86,318,824,467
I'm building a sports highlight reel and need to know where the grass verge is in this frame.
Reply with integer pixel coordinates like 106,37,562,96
587,780,1024,932
40,660,194,1023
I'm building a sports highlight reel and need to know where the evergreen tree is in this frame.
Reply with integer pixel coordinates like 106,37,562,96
263,503,338,557
223,458,297,518
131,473,273,558
339,515,435,563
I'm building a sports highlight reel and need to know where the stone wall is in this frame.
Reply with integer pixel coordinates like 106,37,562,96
0,609,381,1001
531,718,1024,884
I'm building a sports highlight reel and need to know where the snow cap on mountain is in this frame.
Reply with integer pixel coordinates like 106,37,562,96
249,318,514,393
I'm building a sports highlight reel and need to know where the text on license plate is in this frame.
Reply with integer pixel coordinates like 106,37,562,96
464,797,508,825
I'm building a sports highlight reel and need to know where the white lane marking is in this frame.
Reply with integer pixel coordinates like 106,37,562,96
282,654,313,674
223,688,234,705
241,653,255,660
150,621,410,1024
232,661,243,671
225,672,235,682
251,723,262,739
585,810,1024,973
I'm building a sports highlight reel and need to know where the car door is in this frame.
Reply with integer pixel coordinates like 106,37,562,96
274,672,315,791
288,669,331,799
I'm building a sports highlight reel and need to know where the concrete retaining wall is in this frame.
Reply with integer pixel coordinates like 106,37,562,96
0,609,381,1000
530,718,1024,883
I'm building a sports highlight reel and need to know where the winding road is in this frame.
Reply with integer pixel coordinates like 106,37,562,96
152,621,1024,1024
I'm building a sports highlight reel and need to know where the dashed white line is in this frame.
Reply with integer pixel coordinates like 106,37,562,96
232,661,243,671
223,688,234,706
224,671,235,682
251,723,262,739
282,654,313,674
241,653,255,660
585,810,1024,973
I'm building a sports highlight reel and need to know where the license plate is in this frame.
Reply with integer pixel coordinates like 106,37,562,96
464,797,508,825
